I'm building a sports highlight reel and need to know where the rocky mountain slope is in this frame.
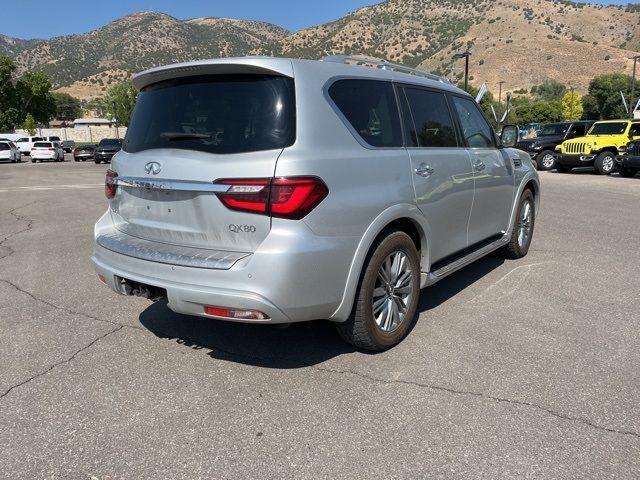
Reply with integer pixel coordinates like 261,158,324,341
1,1,639,99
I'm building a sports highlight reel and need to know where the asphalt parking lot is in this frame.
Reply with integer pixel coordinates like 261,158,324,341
1,157,639,479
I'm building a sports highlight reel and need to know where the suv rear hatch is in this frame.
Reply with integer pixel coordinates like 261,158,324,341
107,68,296,257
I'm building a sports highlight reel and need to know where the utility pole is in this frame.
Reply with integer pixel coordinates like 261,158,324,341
112,101,119,139
452,51,472,92
630,56,640,120
497,80,506,128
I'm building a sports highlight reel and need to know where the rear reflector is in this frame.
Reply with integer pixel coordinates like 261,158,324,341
204,305,269,320
215,176,328,220
97,274,106,284
105,169,118,199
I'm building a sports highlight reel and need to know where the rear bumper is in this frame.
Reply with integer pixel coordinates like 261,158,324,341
91,213,359,324
95,152,116,161
554,154,596,167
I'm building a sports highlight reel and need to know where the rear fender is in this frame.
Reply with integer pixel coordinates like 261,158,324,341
329,203,431,322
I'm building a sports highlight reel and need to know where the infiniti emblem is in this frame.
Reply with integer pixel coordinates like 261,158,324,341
144,161,162,175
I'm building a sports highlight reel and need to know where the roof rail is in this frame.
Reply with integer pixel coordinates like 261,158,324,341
320,55,450,84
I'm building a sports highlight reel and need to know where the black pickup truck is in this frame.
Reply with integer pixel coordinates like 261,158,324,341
616,140,640,178
516,120,594,171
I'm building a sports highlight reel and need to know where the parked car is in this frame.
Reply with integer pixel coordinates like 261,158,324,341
0,141,20,163
616,140,640,178
62,140,76,153
73,144,96,161
94,138,123,164
15,136,45,155
555,119,640,174
30,141,65,162
92,56,539,351
516,121,594,170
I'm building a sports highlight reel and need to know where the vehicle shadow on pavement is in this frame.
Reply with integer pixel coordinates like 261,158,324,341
139,254,504,367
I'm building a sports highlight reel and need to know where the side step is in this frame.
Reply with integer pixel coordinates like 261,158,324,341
422,235,509,287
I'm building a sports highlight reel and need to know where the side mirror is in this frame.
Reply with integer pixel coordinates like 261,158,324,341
501,125,519,148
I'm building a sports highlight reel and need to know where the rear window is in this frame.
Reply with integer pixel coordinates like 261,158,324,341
99,139,122,147
328,79,402,148
33,142,51,147
124,74,296,155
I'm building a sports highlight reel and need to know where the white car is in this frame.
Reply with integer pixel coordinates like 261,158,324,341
0,141,20,163
15,136,45,155
30,141,65,162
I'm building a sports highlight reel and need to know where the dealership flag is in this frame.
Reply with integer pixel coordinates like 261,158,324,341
475,82,488,103
500,107,510,123
621,91,629,114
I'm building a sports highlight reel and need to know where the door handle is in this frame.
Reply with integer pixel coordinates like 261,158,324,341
414,164,435,177
473,161,486,172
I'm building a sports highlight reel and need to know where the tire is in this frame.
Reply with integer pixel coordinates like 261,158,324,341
336,230,420,351
556,164,572,173
618,166,637,178
94,159,101,164
594,151,615,175
501,189,535,259
31,159,36,163
74,157,79,162
536,150,556,171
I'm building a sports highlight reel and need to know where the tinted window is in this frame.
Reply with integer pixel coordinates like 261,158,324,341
329,79,402,148
403,88,457,147
99,139,122,147
0,143,9,151
48,136,61,141
589,122,627,135
540,123,570,136
17,138,27,142
32,137,44,141
33,142,51,147
451,96,495,148
125,74,295,155
570,124,586,137
630,123,640,137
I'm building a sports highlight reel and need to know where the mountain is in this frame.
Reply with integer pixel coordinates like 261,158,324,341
1,2,639,99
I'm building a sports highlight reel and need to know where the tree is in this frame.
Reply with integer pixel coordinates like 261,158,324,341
0,56,19,131
582,73,640,120
514,100,562,124
52,92,82,121
23,113,37,136
532,80,567,102
102,79,138,126
457,82,500,125
16,71,56,124
562,90,583,121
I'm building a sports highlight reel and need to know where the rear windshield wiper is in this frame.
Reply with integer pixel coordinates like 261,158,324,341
160,132,212,141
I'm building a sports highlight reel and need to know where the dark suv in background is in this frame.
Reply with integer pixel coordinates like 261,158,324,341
516,121,594,170
95,138,123,164
616,140,640,178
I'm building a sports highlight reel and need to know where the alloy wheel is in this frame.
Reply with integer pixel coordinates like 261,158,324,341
517,200,532,249
372,251,413,333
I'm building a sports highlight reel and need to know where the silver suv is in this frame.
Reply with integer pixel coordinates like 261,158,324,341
92,56,539,351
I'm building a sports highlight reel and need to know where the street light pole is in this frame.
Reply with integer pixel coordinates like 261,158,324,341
452,51,472,92
630,56,639,120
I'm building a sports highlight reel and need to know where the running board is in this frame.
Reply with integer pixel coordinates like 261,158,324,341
421,236,509,287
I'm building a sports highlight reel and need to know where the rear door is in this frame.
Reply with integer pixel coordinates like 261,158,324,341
450,95,514,245
110,73,296,254
398,85,475,263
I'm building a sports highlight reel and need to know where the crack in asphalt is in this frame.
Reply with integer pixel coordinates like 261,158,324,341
310,365,640,440
0,326,124,399
0,202,37,260
148,327,640,441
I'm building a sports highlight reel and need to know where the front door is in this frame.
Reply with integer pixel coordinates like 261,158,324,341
398,86,475,264
450,95,514,245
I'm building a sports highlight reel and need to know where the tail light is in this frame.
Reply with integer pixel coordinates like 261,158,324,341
48,147,55,151
215,177,328,220
105,169,118,199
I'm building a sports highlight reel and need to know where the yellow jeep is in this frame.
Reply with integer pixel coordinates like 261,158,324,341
554,120,640,174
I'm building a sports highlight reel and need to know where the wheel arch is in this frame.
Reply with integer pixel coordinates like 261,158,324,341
329,204,431,322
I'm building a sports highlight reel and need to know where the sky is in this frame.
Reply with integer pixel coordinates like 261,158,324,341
0,0,631,40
